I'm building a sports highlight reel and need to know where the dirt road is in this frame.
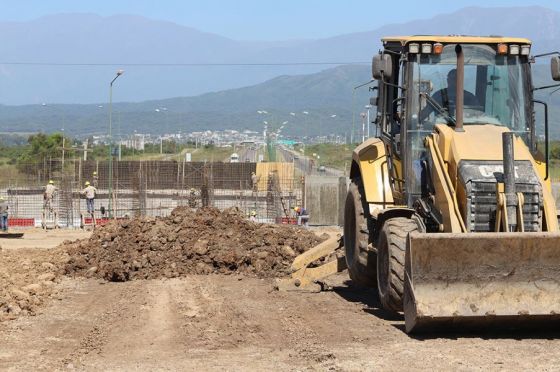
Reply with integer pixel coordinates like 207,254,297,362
1,229,90,250
2,275,560,371
1,231,560,371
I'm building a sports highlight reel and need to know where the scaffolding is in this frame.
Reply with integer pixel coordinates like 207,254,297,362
0,159,302,227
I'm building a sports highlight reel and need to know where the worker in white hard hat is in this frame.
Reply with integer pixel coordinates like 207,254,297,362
44,180,58,213
0,196,8,232
81,181,97,215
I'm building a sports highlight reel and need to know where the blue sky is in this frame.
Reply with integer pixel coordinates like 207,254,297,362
0,0,559,40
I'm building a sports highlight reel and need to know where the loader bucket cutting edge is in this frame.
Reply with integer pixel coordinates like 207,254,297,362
404,232,560,333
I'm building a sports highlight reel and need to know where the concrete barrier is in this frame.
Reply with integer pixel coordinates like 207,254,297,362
304,176,347,226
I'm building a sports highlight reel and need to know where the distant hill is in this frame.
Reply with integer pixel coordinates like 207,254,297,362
0,65,375,137
0,7,560,104
0,62,559,139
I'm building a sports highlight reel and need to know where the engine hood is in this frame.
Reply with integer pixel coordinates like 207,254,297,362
434,124,534,164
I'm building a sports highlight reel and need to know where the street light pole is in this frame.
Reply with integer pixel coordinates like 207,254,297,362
365,105,372,139
117,111,122,161
155,107,169,155
352,79,373,144
61,128,65,167
108,69,124,219
301,110,309,154
361,112,366,143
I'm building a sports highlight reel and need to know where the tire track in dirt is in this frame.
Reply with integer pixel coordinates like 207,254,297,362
78,279,191,369
78,276,260,368
279,311,340,370
60,281,143,370
209,276,343,370
75,276,279,370
178,276,266,350
2,274,560,370
0,278,140,371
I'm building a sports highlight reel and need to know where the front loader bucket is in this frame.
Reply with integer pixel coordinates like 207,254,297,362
404,232,560,333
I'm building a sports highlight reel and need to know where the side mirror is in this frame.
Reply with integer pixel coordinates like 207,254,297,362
551,56,560,81
372,54,392,80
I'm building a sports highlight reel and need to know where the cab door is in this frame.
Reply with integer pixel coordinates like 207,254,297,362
376,51,405,204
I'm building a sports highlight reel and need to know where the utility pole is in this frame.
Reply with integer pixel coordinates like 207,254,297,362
108,69,124,218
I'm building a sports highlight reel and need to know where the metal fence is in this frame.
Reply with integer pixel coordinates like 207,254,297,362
0,159,303,228
8,158,555,229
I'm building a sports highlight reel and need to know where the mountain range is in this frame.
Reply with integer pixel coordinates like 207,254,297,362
0,65,374,137
0,6,560,138
0,62,558,139
0,6,560,105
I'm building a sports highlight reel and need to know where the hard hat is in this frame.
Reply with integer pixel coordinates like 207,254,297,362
48,180,54,184
294,207,300,212
85,181,90,186
0,197,4,201
93,171,97,176
250,210,257,216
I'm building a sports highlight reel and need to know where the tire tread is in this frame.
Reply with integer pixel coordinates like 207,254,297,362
378,217,421,312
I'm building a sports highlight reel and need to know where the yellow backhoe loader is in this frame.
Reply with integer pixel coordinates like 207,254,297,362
280,36,560,333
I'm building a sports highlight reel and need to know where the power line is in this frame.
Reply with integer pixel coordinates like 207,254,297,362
0,61,370,67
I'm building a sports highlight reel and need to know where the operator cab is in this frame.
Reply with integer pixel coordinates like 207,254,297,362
369,35,556,208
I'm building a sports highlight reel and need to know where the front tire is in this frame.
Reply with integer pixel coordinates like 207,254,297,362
377,217,422,312
344,179,376,287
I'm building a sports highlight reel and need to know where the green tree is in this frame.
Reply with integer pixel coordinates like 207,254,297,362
16,133,67,174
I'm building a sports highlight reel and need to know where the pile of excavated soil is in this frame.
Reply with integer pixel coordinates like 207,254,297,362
63,207,327,282
0,247,68,322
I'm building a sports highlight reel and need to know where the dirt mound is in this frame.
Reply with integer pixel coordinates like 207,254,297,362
64,207,326,281
0,247,68,322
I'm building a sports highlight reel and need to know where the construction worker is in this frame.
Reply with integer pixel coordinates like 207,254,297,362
44,180,58,212
81,181,97,215
251,172,259,192
0,197,8,232
187,187,198,208
92,171,99,188
249,210,257,222
294,206,309,227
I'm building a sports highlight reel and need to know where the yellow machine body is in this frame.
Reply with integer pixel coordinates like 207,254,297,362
352,35,560,332
285,35,560,334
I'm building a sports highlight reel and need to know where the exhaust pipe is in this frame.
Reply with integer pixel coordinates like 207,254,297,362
455,45,464,132
502,132,517,231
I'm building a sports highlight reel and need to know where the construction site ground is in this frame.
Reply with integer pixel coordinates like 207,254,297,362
2,230,560,371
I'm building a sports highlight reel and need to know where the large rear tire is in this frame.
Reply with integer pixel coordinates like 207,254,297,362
344,179,376,287
377,217,422,312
